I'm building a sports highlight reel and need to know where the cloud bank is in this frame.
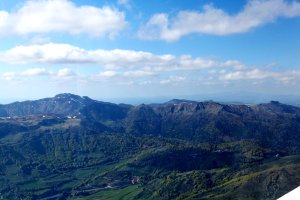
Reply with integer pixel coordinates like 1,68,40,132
1,43,299,86
0,43,245,71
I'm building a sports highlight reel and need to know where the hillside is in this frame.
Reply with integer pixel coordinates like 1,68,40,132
0,94,299,199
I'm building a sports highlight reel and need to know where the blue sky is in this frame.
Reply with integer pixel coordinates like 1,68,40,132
0,0,300,103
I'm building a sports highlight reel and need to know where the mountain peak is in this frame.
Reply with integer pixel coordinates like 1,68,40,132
54,93,82,99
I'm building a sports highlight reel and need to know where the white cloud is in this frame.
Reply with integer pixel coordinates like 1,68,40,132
123,70,157,77
21,68,52,76
219,69,276,80
160,76,186,85
160,79,171,85
97,70,118,78
91,69,156,82
0,67,78,82
57,68,77,77
0,0,126,38
0,68,53,82
138,0,300,41
0,43,245,72
219,68,300,84
1,66,300,89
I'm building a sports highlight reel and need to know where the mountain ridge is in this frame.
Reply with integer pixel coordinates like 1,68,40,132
0,93,299,150
0,93,299,116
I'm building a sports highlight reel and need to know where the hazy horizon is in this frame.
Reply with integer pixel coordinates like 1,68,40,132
0,92,299,107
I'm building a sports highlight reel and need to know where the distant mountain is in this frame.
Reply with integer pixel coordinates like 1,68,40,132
0,93,300,149
0,93,93,117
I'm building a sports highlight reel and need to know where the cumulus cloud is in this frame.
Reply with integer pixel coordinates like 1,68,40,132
160,76,186,85
219,68,300,84
57,68,76,77
0,0,126,38
1,66,300,89
138,0,300,41
21,68,52,76
0,43,245,71
97,70,119,78
0,67,157,84
123,70,157,77
91,69,157,82
219,69,277,80
0,67,78,82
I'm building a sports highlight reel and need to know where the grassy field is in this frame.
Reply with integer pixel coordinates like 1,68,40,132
75,185,143,200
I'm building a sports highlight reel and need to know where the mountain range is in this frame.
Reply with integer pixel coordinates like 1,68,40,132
0,93,299,199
